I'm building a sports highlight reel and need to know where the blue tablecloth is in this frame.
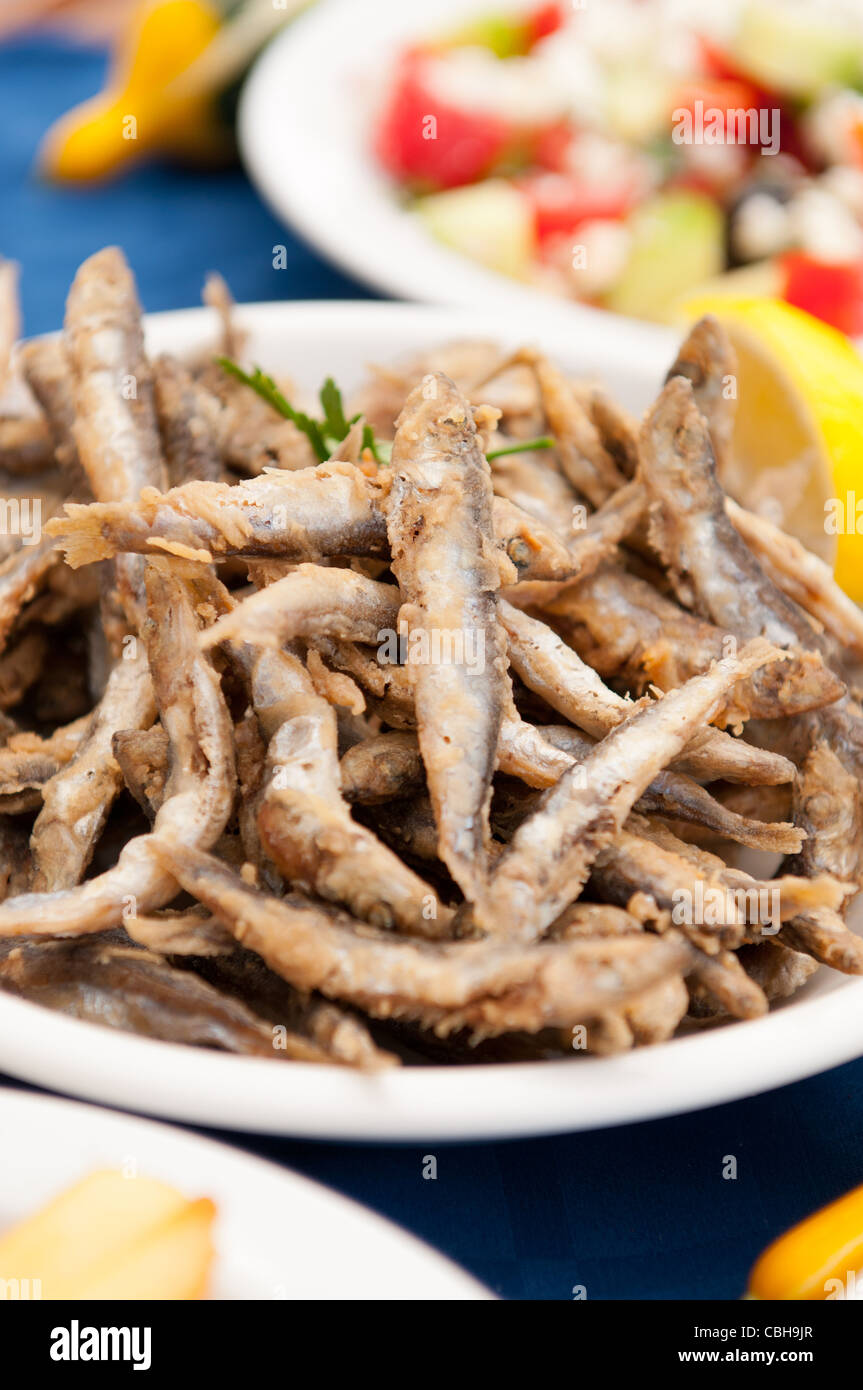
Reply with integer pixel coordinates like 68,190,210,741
2,35,862,1302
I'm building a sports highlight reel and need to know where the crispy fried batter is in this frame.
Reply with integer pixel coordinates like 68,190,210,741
516,564,783,723
535,724,803,853
2,257,860,1068
0,562,235,937
472,639,788,938
387,373,512,906
0,415,54,476
203,564,400,651
340,730,426,804
49,461,389,568
239,641,453,937
17,337,81,475
519,349,626,507
0,534,63,654
112,722,169,821
728,496,863,660
63,247,167,633
182,551,456,940
0,934,391,1065
154,353,224,485
641,374,863,897
0,259,19,392
30,647,156,891
500,598,796,784
155,841,691,1038
665,315,737,480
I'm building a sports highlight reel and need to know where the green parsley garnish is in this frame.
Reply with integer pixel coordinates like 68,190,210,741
319,376,352,442
486,436,554,461
219,358,551,468
361,425,392,466
217,359,392,464
217,358,329,461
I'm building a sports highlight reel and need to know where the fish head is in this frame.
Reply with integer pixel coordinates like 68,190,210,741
665,315,736,399
640,376,721,519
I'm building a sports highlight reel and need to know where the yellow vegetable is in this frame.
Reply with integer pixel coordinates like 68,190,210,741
75,1197,217,1301
39,0,227,183
747,1182,863,1300
0,1168,216,1299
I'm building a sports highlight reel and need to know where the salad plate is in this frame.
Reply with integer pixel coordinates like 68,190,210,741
240,0,863,335
239,0,664,343
0,1088,489,1297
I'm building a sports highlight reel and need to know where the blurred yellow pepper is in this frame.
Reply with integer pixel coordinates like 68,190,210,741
39,0,229,182
747,1182,863,1300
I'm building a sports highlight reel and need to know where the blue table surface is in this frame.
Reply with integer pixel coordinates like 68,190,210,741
2,36,862,1303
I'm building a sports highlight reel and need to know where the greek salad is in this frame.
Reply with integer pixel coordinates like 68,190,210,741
373,0,863,332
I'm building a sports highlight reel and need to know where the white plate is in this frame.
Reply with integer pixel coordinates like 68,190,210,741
1,297,860,1143
238,0,670,352
0,1087,489,1298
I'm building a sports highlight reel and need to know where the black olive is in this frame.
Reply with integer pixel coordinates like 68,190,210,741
725,182,794,267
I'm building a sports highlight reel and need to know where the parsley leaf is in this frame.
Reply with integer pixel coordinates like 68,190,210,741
486,436,555,461
319,377,350,442
361,425,392,465
217,358,403,468
217,358,329,461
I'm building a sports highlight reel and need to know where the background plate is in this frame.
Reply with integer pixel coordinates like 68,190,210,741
238,0,671,351
0,1087,490,1297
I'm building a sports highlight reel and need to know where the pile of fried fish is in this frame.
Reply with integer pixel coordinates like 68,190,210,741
0,244,860,1069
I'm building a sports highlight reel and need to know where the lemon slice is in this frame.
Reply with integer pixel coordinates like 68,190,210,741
674,295,863,602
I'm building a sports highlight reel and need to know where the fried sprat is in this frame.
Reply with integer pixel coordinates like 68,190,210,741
0,259,859,1071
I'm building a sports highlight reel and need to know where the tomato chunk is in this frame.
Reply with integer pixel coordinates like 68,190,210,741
374,57,512,190
781,252,863,336
520,172,634,243
527,3,566,47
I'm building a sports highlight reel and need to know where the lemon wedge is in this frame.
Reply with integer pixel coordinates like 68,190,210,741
674,295,863,602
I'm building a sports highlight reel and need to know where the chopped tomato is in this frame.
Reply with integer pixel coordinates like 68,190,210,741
527,3,566,47
520,173,634,244
672,76,814,172
374,57,512,191
781,252,863,336
849,119,863,170
677,59,812,168
697,35,762,87
672,78,764,129
533,120,574,172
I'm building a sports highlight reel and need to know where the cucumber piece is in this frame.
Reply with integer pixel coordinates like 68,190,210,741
414,179,535,279
605,192,724,322
437,13,528,59
604,64,673,144
733,0,863,96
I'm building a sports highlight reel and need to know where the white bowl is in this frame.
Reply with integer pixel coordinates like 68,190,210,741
0,297,858,1143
